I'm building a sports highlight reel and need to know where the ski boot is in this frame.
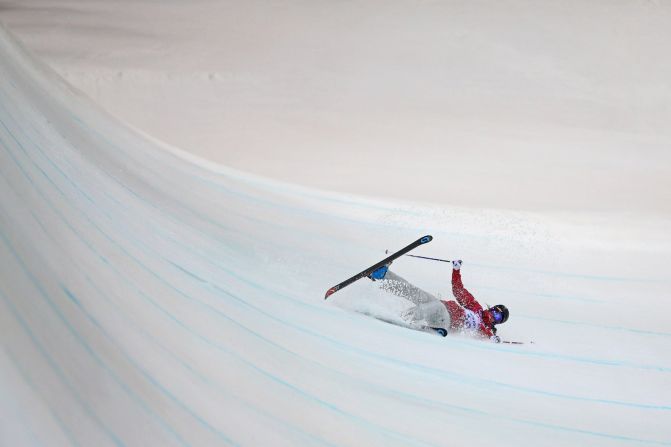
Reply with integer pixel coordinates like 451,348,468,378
368,264,390,281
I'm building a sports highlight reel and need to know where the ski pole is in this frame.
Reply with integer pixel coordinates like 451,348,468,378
405,254,452,263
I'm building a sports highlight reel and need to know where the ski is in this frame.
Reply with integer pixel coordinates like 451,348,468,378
398,324,448,337
324,235,433,299
370,315,447,337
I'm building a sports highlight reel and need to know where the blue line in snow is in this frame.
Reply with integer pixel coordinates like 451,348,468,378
0,103,435,446
0,287,125,447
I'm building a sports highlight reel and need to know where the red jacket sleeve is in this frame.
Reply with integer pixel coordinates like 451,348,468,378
452,270,483,313
478,323,495,338
452,270,494,338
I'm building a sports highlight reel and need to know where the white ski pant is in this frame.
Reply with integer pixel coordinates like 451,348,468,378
379,271,451,329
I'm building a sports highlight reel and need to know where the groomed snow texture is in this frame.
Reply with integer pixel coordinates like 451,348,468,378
1,24,670,447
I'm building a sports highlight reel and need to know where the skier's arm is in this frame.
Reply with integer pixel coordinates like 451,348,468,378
479,324,499,342
451,269,484,313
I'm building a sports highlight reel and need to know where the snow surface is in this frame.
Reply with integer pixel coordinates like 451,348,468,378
1,3,671,446
1,0,670,215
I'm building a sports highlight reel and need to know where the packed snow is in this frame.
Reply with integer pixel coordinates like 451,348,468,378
1,2,670,446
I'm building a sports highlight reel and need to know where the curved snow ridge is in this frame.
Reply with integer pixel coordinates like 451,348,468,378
3,116,669,382
1,24,670,447
3,146,666,414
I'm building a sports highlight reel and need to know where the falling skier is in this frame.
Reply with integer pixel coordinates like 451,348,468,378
369,260,509,342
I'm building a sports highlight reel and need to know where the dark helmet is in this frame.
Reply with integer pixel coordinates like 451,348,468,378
488,304,509,325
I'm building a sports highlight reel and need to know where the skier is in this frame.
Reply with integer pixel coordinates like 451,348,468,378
369,260,508,342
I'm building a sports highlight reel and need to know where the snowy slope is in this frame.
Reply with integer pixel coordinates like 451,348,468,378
1,23,671,447
2,0,670,215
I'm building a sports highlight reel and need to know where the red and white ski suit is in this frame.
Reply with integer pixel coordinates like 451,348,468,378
441,269,496,338
379,269,496,339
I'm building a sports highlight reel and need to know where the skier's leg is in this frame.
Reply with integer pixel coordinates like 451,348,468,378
379,271,437,305
401,300,451,330
420,301,452,329
378,271,451,330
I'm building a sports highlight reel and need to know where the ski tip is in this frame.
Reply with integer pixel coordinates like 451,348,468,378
420,235,433,244
324,287,337,300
